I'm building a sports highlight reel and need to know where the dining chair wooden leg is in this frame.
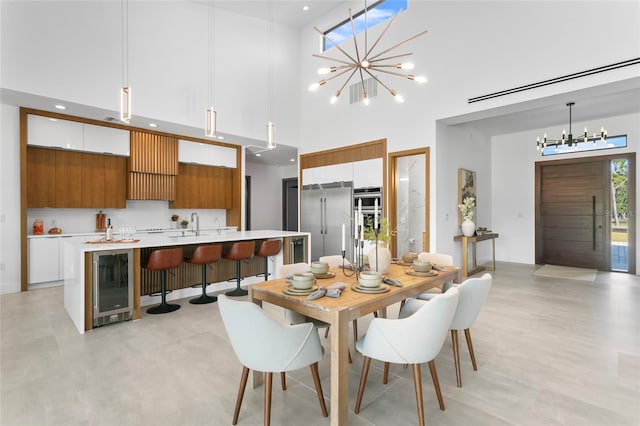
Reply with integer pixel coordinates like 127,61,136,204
452,329,462,387
412,364,425,426
324,327,330,338
383,362,390,384
428,360,445,411
280,372,286,391
264,372,273,426
232,367,250,425
348,348,352,363
464,328,478,371
309,362,328,417
354,356,372,414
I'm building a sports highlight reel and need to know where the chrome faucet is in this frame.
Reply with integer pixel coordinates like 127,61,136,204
191,212,200,236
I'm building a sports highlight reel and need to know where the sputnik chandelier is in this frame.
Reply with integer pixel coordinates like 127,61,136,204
536,102,608,154
308,0,428,105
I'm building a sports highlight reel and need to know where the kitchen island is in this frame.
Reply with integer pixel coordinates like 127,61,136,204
63,230,309,334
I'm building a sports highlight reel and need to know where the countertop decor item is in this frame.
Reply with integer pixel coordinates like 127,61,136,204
95,210,106,232
308,0,428,104
458,195,476,237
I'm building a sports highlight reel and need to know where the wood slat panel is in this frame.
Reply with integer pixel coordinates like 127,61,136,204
81,153,104,208
127,173,176,200
139,244,266,296
129,131,178,175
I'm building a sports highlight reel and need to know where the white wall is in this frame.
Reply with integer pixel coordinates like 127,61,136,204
0,1,302,146
245,162,297,230
435,122,493,266
0,105,21,293
492,112,640,267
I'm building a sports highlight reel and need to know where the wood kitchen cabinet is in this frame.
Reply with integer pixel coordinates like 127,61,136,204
172,163,234,209
27,147,126,208
27,147,56,208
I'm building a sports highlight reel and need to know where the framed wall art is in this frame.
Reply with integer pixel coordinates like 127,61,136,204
458,168,476,225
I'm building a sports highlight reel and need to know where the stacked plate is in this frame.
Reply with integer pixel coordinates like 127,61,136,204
284,272,317,295
353,271,389,293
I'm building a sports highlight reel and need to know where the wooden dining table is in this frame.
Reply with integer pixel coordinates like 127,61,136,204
249,262,461,426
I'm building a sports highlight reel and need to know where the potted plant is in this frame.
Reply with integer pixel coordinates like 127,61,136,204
458,196,476,236
363,217,396,273
180,219,189,229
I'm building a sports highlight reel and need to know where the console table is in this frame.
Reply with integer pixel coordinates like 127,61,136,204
454,232,499,278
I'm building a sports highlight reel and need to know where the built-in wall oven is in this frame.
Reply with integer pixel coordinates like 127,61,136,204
93,249,133,327
354,187,383,226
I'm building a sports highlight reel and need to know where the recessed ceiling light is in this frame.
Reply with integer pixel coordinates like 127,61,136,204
149,123,158,128
302,5,309,11
48,118,58,122
54,104,66,110
217,135,224,140
290,158,295,162
256,153,262,157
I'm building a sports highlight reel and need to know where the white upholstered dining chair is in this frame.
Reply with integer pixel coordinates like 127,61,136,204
354,287,459,426
401,273,492,387
217,295,328,426
416,252,455,298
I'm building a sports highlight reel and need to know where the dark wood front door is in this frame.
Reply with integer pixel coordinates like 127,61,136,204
536,159,609,269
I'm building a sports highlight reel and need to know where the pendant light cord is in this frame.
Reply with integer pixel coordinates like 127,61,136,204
268,0,273,123
121,0,129,87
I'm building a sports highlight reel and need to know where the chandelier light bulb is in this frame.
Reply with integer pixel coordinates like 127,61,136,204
410,75,428,83
318,67,336,75
363,93,370,106
397,62,414,70
330,96,339,104
360,60,370,68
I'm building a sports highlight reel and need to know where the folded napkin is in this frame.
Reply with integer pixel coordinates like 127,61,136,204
307,282,347,300
432,264,447,272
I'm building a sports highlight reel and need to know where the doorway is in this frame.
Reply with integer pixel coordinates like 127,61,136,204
282,178,298,231
535,153,636,273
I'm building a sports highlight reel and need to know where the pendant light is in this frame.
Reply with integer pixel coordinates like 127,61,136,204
205,1,217,137
266,0,276,149
120,0,131,123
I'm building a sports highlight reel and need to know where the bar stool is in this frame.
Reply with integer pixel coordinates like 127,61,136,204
144,247,184,314
256,239,282,281
186,244,222,305
223,241,255,297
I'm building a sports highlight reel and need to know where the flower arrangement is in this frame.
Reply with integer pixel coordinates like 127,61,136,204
458,196,475,221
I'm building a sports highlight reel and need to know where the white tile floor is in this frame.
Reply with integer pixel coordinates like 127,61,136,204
1,262,639,426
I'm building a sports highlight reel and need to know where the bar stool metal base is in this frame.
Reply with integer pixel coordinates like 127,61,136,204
189,294,218,304
147,303,181,314
226,287,248,297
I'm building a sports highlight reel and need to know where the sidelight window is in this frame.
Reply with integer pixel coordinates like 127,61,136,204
541,135,627,156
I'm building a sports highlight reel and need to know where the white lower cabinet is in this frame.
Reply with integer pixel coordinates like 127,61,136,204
28,237,61,284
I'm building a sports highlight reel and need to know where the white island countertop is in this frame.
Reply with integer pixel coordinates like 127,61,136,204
63,230,310,334
68,229,308,252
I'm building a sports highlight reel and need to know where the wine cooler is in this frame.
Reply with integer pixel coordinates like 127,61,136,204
93,249,133,327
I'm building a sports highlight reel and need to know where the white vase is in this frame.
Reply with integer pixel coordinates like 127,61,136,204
461,219,476,237
368,242,391,274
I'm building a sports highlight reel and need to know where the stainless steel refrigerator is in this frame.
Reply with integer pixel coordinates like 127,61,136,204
301,181,353,261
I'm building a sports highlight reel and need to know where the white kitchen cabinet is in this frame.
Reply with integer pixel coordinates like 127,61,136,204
302,163,353,186
28,115,130,156
178,140,236,168
82,124,130,156
28,237,60,284
28,115,83,150
353,158,383,188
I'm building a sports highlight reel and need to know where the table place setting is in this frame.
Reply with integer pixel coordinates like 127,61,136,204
405,259,439,277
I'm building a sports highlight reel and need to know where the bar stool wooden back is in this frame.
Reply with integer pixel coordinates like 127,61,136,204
144,247,184,314
186,244,223,305
255,240,282,281
223,241,256,297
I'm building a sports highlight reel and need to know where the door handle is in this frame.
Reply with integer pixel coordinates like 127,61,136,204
592,196,596,251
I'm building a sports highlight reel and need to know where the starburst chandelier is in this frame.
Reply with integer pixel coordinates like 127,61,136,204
308,0,428,105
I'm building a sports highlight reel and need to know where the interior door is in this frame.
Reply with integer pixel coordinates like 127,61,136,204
537,159,609,269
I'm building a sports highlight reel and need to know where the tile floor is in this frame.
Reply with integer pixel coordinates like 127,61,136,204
1,262,639,426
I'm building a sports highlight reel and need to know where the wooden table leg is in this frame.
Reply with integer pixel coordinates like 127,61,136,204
461,236,469,278
490,238,496,270
330,309,349,425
